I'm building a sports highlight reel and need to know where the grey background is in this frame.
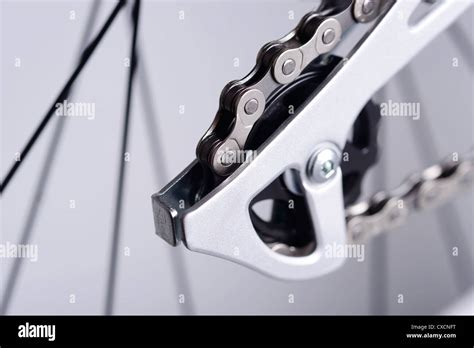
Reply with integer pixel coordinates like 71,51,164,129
1,0,473,314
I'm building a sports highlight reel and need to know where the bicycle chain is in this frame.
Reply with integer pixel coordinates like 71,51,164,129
346,149,474,243
197,0,386,176
193,1,473,244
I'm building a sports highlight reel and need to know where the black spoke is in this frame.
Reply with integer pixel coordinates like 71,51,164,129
137,52,195,314
0,0,126,194
105,0,141,315
0,0,102,315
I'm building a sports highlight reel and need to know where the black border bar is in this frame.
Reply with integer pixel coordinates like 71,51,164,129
0,315,473,345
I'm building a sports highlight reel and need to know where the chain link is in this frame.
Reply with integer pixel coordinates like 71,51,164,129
196,0,387,176
346,149,474,243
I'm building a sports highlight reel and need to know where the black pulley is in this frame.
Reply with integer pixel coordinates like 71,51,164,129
246,55,381,248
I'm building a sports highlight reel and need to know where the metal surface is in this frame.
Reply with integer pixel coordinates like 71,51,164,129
152,0,472,279
282,58,296,75
322,28,336,44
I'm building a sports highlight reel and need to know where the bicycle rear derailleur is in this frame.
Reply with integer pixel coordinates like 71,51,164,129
151,0,474,279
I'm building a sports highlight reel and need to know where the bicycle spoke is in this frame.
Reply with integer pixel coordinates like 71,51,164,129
137,51,195,314
0,0,102,315
0,0,126,194
105,0,141,315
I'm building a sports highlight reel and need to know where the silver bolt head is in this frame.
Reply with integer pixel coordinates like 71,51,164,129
321,160,335,178
322,28,336,45
244,98,259,115
307,147,341,183
282,58,296,75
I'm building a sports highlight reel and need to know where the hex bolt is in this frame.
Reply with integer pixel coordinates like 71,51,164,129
244,98,259,115
322,28,336,45
307,145,341,183
321,160,335,177
282,58,296,75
